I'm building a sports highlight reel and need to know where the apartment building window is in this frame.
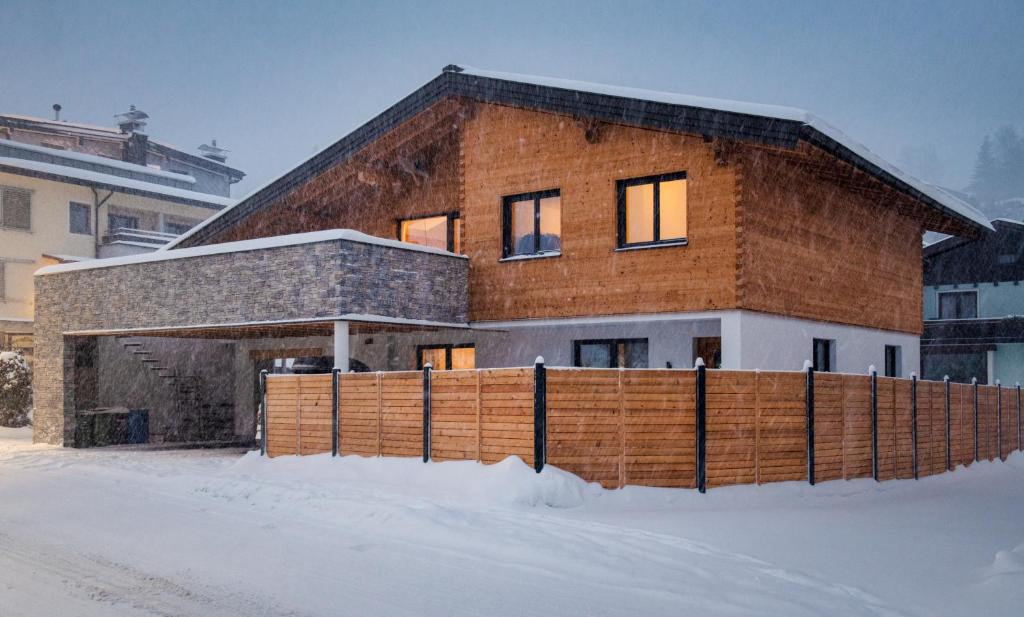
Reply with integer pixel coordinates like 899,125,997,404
399,213,461,253
163,221,193,235
812,338,835,372
884,345,902,378
69,202,91,234
938,290,977,319
417,344,475,370
502,189,561,258
0,186,32,230
108,213,139,231
617,172,687,248
573,339,649,368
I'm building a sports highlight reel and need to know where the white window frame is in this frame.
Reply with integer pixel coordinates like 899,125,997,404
936,289,979,320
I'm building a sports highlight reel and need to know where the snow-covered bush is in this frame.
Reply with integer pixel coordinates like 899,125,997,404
0,350,32,427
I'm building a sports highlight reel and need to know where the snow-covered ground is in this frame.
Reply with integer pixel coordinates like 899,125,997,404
1,426,1021,617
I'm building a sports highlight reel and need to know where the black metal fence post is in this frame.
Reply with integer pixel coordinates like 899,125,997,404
944,376,951,472
973,378,979,463
332,368,340,457
996,382,1003,461
422,363,432,463
911,372,918,480
806,362,815,486
871,367,879,482
259,369,268,456
695,359,707,494
533,357,547,473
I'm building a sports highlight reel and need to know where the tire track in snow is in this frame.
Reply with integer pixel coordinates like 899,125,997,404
0,531,308,617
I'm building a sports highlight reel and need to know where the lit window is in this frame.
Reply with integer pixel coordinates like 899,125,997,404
573,339,648,368
417,344,475,370
0,186,31,230
617,172,687,247
399,213,460,253
502,190,561,258
69,202,91,234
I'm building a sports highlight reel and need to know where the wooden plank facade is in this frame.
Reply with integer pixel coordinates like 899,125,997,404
264,368,1024,490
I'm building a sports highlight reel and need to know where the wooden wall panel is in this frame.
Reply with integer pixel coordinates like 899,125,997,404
998,386,1016,459
842,375,873,479
479,368,534,467
546,369,622,488
894,379,915,479
706,371,757,488
622,370,695,488
756,372,807,483
813,373,844,482
297,374,333,455
430,370,481,462
978,385,998,462
339,373,382,456
378,372,423,458
265,375,299,457
875,377,897,481
463,104,740,322
738,147,924,334
949,383,969,468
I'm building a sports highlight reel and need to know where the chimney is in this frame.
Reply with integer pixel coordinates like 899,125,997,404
198,139,229,163
52,103,62,121
115,105,149,134
123,132,149,166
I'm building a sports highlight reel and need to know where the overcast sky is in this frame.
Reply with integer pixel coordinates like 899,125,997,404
2,0,1021,198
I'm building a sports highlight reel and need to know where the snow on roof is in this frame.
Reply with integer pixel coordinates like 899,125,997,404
0,113,121,135
458,67,992,231
0,139,196,184
0,157,235,208
36,228,466,276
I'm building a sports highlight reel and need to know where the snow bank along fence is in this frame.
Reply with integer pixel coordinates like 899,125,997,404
260,362,1024,492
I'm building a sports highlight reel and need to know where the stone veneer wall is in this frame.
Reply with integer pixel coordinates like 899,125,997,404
33,237,468,444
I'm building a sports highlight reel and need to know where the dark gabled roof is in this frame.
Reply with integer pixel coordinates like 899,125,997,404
924,219,1024,285
170,65,991,249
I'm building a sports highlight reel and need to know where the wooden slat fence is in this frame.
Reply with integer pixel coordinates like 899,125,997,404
263,367,1024,490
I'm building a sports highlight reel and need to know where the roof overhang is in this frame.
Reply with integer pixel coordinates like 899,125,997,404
171,66,991,248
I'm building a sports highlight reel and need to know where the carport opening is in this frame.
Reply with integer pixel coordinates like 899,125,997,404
66,320,484,448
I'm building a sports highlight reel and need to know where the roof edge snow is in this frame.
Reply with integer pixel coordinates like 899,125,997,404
36,228,466,276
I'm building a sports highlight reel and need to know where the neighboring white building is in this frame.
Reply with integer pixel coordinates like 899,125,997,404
0,110,241,357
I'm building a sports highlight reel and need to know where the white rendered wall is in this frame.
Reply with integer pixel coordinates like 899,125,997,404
729,310,920,376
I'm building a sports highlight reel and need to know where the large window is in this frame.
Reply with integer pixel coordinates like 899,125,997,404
399,213,461,253
502,189,561,258
573,339,649,368
163,220,194,235
938,291,978,319
417,344,475,370
884,345,902,378
108,213,139,231
69,202,91,234
0,186,31,230
616,172,687,248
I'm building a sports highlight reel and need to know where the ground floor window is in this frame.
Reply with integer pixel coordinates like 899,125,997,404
573,339,648,368
417,344,475,370
692,337,722,369
812,338,835,372
884,345,902,377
